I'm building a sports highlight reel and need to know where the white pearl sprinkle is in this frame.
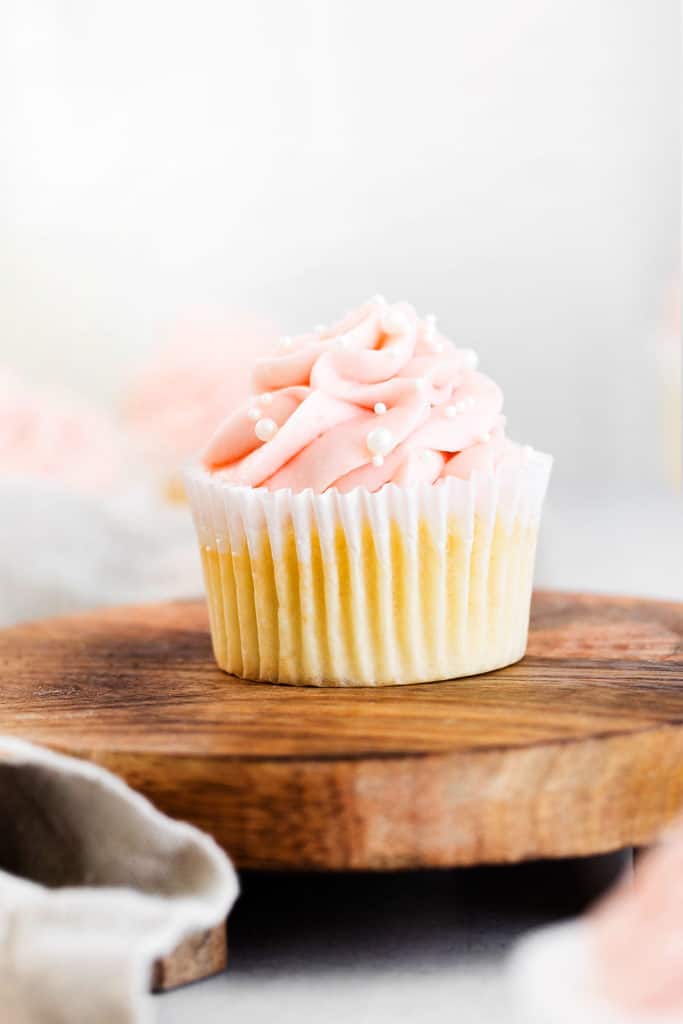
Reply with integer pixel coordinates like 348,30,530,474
414,376,428,392
420,449,432,464
381,307,408,335
278,335,292,349
366,426,395,458
255,418,278,442
247,406,262,421
315,324,327,333
479,431,491,443
374,402,387,415
460,348,479,370
466,396,477,408
444,405,458,419
372,454,385,467
335,335,350,349
260,392,273,405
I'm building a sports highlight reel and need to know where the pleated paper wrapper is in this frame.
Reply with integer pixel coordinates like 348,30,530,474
185,452,552,686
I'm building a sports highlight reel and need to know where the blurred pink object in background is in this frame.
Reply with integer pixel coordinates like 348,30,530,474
511,821,683,1023
591,822,683,1017
0,369,124,492
124,314,279,498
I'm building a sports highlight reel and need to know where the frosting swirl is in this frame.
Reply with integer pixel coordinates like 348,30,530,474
203,298,526,493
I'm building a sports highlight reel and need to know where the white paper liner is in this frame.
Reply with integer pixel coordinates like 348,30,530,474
185,451,552,686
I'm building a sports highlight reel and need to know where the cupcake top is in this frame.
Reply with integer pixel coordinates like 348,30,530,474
203,298,529,494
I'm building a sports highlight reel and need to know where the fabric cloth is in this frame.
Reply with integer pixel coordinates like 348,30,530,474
0,737,238,1024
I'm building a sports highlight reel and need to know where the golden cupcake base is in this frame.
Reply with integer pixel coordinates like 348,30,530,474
201,515,539,686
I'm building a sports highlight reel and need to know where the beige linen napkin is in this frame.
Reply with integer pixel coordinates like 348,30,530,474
0,737,238,1024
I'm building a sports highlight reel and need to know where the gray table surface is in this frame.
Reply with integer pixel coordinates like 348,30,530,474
158,854,631,1024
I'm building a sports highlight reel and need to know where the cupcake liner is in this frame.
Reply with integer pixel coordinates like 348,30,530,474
185,452,552,686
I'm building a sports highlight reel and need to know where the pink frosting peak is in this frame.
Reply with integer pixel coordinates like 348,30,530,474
203,298,526,493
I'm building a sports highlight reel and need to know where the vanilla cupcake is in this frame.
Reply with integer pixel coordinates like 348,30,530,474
185,298,552,686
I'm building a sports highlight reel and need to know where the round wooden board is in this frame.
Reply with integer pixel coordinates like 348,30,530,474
2,591,683,870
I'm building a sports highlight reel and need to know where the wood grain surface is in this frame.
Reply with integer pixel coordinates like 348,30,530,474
1,591,683,870
151,924,227,992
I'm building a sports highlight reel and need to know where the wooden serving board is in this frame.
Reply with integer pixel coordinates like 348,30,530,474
2,591,683,872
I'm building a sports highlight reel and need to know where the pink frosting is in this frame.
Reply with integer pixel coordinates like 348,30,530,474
203,299,527,493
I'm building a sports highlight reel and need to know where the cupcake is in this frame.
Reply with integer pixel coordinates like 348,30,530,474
185,298,552,686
